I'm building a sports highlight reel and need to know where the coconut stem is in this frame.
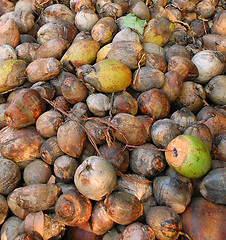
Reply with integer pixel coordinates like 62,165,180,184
220,0,226,8
0,83,27,96
195,92,209,106
108,92,115,121
172,20,190,29
199,113,215,124
178,231,193,240
116,170,151,184
202,19,208,35
125,145,177,153
42,98,130,157
42,97,102,156
133,53,146,85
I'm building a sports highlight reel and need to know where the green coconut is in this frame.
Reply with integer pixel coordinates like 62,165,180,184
83,59,132,93
165,135,212,178
0,59,26,93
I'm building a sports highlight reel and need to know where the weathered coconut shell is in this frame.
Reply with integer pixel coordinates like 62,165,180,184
200,168,226,205
0,126,45,163
0,59,26,93
181,197,226,240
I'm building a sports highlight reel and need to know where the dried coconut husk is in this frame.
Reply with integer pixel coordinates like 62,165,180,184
181,197,226,240
55,189,92,226
38,3,75,25
131,66,165,92
118,222,155,240
211,133,226,162
99,140,129,173
0,126,45,164
0,158,21,195
24,211,44,238
138,88,170,120
199,168,226,205
0,194,8,225
32,0,53,15
161,70,183,102
104,191,143,225
96,41,146,70
202,34,226,55
35,38,69,60
91,200,114,235
15,42,40,64
0,10,35,33
66,221,103,240
26,58,62,83
0,0,15,16
24,211,66,240
0,59,27,93
1,216,24,240
211,10,226,35
91,17,118,45
197,106,226,139
111,113,148,145
37,20,78,44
